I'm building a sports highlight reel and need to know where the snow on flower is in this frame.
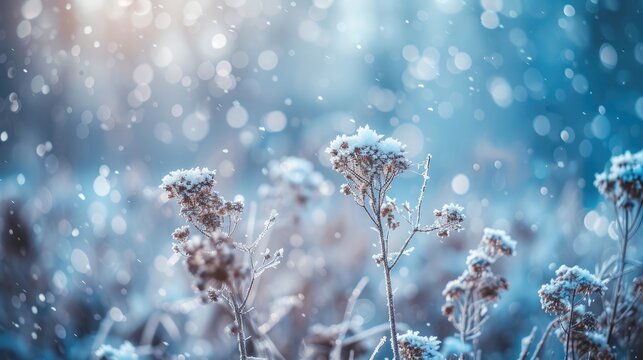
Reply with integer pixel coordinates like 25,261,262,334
538,265,606,316
480,227,516,258
160,167,243,234
431,203,465,238
594,149,643,208
326,125,410,204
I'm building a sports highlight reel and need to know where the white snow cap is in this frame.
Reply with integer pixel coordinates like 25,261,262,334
327,125,406,155
160,167,216,190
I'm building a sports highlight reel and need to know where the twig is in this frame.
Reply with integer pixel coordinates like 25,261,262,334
369,336,387,360
331,276,370,360
530,320,556,360
518,326,537,360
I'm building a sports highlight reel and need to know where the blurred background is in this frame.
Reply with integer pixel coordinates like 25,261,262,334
0,0,641,358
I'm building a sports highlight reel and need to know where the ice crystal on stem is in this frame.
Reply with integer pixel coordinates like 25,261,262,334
326,125,464,359
441,228,515,359
161,167,283,360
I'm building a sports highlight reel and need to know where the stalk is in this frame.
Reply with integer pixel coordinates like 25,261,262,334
565,290,576,360
377,217,401,359
606,209,630,344
232,297,248,360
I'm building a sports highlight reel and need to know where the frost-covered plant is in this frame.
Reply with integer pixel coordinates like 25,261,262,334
160,167,283,360
608,276,643,351
398,330,443,360
441,228,515,359
95,341,138,360
593,148,643,346
538,265,609,359
326,125,465,359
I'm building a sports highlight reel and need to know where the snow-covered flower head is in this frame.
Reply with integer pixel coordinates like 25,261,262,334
171,225,190,243
96,341,138,360
398,330,443,360
326,125,410,199
476,272,509,301
538,265,607,316
161,167,244,234
465,249,493,274
442,274,469,301
432,203,465,238
480,228,516,258
161,167,217,199
594,149,643,209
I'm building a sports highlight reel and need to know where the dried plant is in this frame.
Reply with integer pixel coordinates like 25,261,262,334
537,265,610,359
326,125,464,358
441,228,515,359
593,149,643,346
160,167,283,360
607,276,643,350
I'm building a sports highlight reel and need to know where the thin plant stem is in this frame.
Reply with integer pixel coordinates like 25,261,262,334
529,320,556,360
232,295,248,360
369,336,387,360
377,218,401,359
367,182,402,359
383,264,400,360
518,326,537,360
607,208,630,344
331,276,369,360
565,289,576,360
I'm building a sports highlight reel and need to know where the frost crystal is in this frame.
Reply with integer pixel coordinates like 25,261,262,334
594,149,643,208
398,330,444,360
